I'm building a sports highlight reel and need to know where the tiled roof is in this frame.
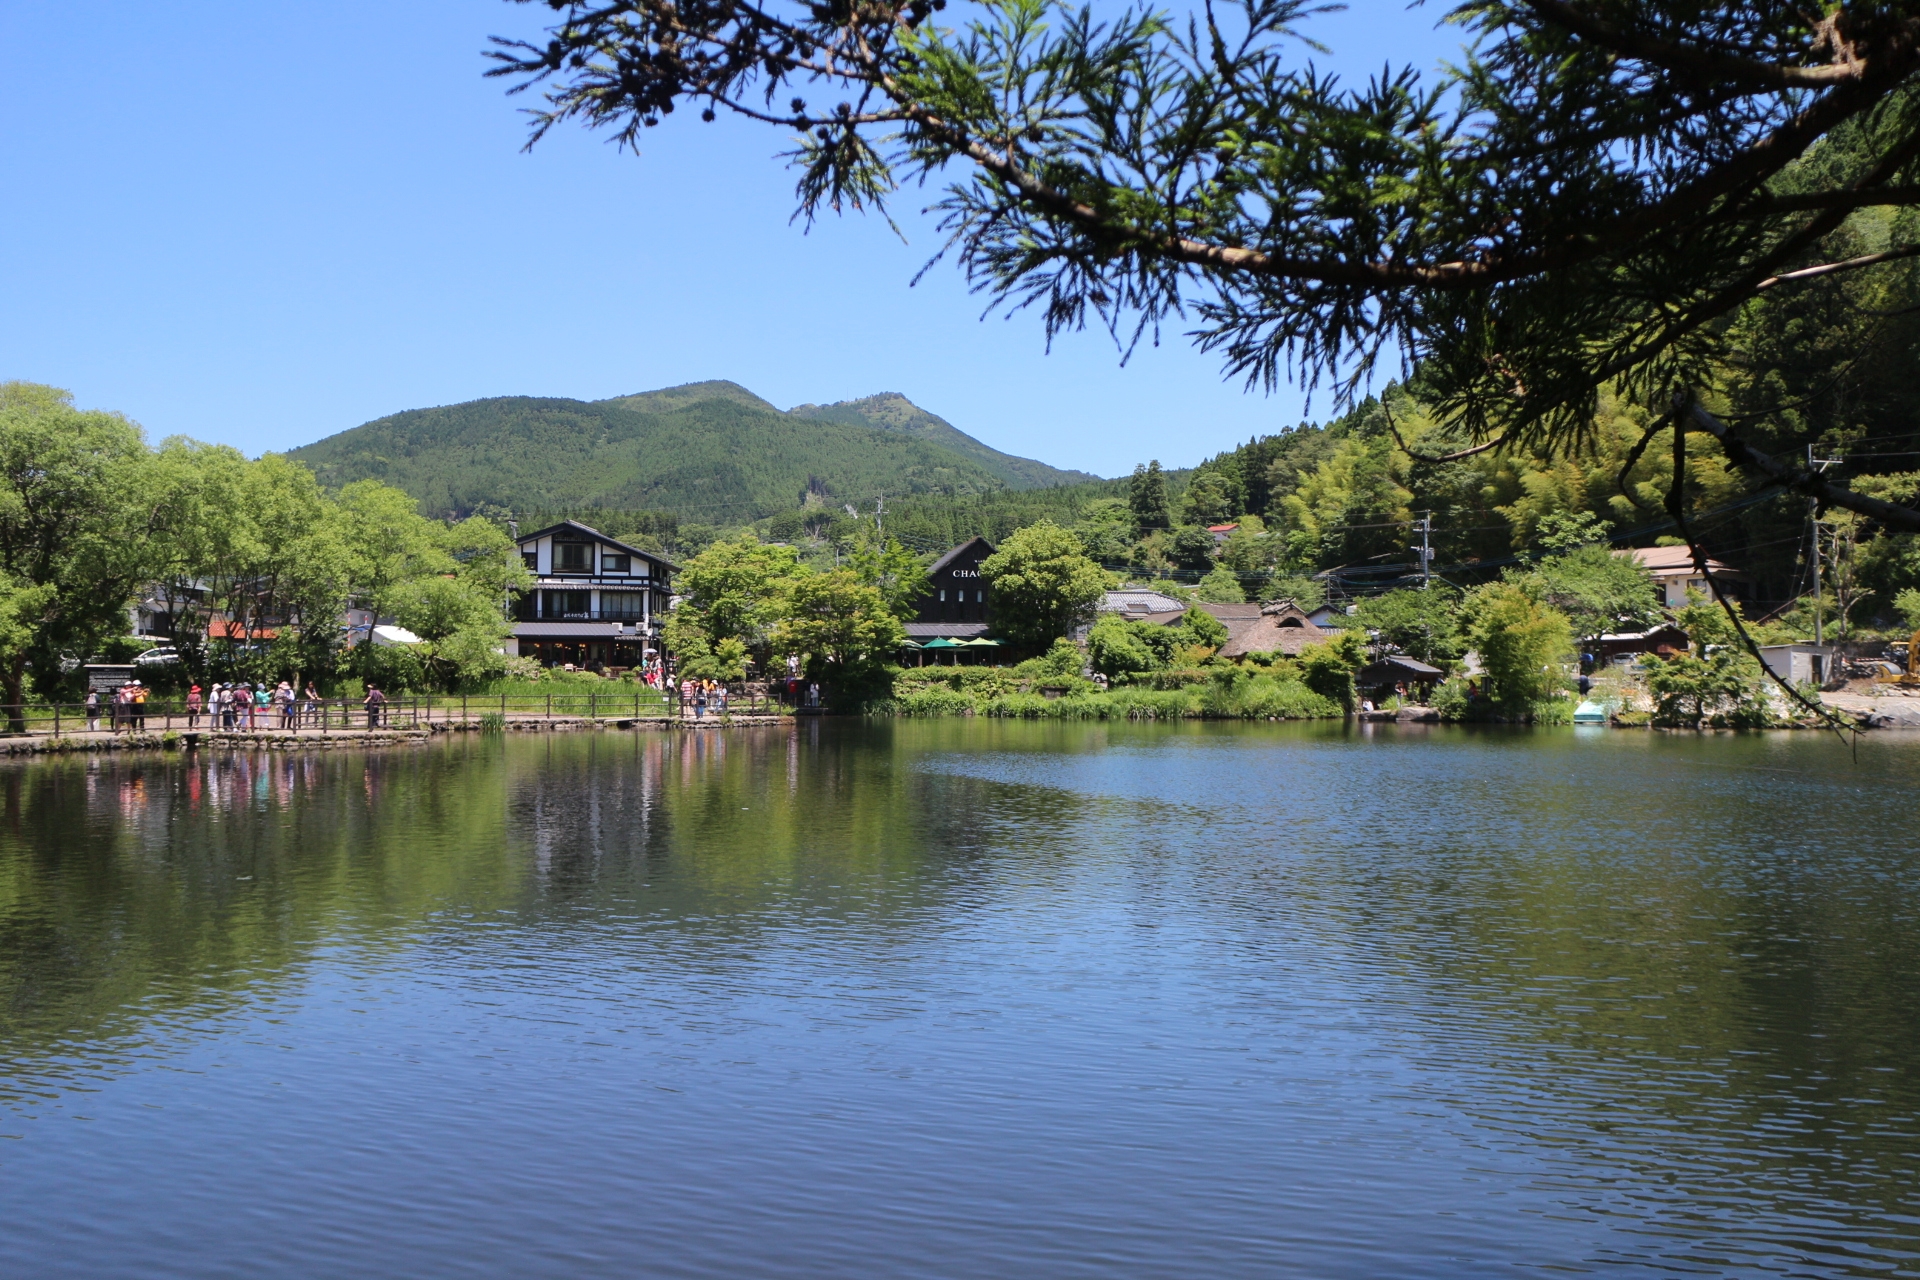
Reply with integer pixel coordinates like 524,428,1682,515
1617,545,1745,577
905,621,992,639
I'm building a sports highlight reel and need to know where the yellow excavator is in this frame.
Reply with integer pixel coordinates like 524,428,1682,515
1879,630,1920,687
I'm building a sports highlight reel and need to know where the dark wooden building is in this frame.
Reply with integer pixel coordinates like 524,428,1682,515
906,537,995,645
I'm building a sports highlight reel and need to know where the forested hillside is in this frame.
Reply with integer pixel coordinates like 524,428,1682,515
789,393,1096,489
287,381,1090,522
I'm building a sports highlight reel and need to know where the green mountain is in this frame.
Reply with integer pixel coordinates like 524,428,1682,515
788,392,1097,489
286,381,1098,522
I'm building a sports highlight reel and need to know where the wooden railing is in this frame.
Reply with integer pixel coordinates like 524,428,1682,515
1,687,788,736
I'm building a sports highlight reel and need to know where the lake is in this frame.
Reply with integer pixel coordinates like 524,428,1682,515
3,721,1919,1277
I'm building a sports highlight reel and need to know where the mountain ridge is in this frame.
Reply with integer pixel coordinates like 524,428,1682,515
285,381,1101,523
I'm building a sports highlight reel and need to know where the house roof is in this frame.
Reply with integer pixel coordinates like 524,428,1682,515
1207,523,1239,533
928,536,995,576
1103,589,1189,614
905,621,993,640
1616,545,1746,578
1130,599,1331,657
1360,655,1445,682
1217,601,1331,657
516,519,679,572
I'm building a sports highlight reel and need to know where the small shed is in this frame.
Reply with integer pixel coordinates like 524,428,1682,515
1358,655,1445,699
1759,643,1832,687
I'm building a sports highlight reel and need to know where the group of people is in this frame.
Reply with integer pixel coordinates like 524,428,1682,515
678,676,730,718
182,681,321,731
84,680,152,731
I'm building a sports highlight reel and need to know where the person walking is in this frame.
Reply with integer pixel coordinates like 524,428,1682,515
110,683,128,732
694,679,708,720
364,684,386,729
85,688,101,733
302,682,321,729
679,675,693,719
186,683,203,728
275,681,295,729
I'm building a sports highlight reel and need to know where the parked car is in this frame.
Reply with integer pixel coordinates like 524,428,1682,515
135,647,182,667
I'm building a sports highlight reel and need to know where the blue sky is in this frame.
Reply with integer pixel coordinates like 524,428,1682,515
1,2,1462,477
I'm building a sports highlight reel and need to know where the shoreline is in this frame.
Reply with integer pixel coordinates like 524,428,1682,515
0,712,792,756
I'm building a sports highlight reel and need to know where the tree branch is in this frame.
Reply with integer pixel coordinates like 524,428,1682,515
1682,398,1920,532
1524,0,1887,88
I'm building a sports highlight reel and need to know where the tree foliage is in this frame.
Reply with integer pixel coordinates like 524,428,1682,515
1466,583,1574,711
492,0,1920,536
978,519,1107,649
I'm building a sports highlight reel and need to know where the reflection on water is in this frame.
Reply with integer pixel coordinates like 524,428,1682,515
3,722,1919,1277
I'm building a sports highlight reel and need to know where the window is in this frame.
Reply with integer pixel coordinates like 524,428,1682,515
602,552,630,574
522,550,538,571
543,590,590,617
938,589,947,602
554,541,592,573
602,591,646,619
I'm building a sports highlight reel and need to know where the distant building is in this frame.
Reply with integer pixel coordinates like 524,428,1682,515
1591,623,1691,666
1099,588,1190,617
1617,546,1750,609
1207,523,1239,546
508,519,676,670
907,537,995,644
1129,599,1333,658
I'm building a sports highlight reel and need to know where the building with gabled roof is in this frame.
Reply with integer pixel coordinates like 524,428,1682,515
911,536,995,640
509,519,677,670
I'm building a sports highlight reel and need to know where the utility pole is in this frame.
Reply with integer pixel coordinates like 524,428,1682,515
874,495,885,539
1413,512,1433,589
1807,446,1840,647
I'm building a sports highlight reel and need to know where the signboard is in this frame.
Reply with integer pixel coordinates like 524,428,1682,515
85,665,137,694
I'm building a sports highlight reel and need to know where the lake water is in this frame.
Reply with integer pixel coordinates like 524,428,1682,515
3,721,1919,1277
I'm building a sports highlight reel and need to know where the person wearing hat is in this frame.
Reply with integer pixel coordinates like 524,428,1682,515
186,683,203,729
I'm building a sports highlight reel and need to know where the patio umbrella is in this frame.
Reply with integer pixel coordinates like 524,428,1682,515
920,637,961,648
959,637,1001,647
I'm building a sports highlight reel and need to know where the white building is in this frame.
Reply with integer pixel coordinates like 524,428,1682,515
1616,545,1750,610
509,520,677,670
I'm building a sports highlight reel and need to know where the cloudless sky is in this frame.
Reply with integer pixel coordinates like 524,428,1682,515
1,1,1462,477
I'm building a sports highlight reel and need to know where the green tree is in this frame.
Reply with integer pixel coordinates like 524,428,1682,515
1174,605,1229,652
1129,461,1171,534
1643,596,1774,728
1181,471,1238,526
1073,496,1135,564
502,0,1920,533
1085,612,1158,679
1193,565,1246,603
1527,545,1661,662
1350,588,1463,668
978,520,1107,651
1467,583,1574,713
668,535,808,663
846,528,932,621
773,569,903,703
1896,588,1920,632
1297,630,1369,712
0,382,153,718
